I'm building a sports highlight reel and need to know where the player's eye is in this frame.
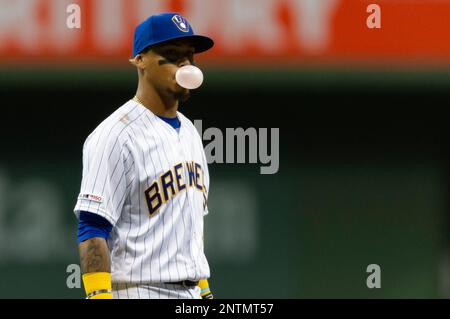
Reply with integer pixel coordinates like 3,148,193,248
165,52,194,64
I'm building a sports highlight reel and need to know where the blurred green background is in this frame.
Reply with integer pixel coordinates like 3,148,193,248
0,67,448,298
1,0,450,300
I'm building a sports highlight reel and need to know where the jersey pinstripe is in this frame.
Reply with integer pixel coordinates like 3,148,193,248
74,99,210,285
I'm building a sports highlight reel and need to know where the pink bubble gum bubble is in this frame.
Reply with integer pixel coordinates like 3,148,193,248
175,65,204,89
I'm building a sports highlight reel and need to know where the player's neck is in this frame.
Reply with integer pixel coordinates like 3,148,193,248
135,84,178,118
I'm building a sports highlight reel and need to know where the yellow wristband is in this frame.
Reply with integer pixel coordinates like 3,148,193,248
82,272,112,299
198,279,213,299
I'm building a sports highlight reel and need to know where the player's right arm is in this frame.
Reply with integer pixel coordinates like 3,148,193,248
79,237,112,299
74,125,133,299
78,210,114,299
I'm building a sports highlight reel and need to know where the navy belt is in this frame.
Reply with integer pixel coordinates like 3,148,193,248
166,280,199,287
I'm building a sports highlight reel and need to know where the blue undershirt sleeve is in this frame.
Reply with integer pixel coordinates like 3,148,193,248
77,211,113,244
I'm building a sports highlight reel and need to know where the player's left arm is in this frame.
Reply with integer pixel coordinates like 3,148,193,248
198,223,213,299
198,130,213,299
198,279,213,299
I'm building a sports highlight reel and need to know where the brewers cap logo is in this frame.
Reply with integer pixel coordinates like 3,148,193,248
172,15,190,33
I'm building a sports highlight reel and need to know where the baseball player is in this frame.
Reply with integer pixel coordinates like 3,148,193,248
74,13,214,299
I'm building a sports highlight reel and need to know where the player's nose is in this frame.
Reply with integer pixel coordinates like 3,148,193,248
178,57,192,68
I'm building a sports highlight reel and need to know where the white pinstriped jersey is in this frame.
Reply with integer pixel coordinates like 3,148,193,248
74,99,210,284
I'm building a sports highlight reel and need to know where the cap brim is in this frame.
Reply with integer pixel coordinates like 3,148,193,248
149,35,214,54
185,35,214,53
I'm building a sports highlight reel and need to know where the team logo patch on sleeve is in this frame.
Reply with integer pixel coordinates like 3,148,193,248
78,194,104,203
172,15,190,32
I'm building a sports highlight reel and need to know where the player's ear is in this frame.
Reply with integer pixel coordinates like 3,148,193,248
130,54,146,70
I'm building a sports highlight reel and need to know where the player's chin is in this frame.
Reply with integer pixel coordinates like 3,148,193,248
172,85,190,101
172,87,191,102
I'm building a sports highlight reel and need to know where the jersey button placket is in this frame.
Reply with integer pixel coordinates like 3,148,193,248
178,131,198,278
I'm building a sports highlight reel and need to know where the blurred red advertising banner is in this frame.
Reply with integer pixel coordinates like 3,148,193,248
0,0,450,67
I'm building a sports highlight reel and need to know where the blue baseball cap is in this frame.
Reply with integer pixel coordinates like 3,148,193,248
132,13,214,57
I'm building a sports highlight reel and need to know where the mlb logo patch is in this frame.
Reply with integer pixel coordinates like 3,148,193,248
172,15,190,33
79,193,104,203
